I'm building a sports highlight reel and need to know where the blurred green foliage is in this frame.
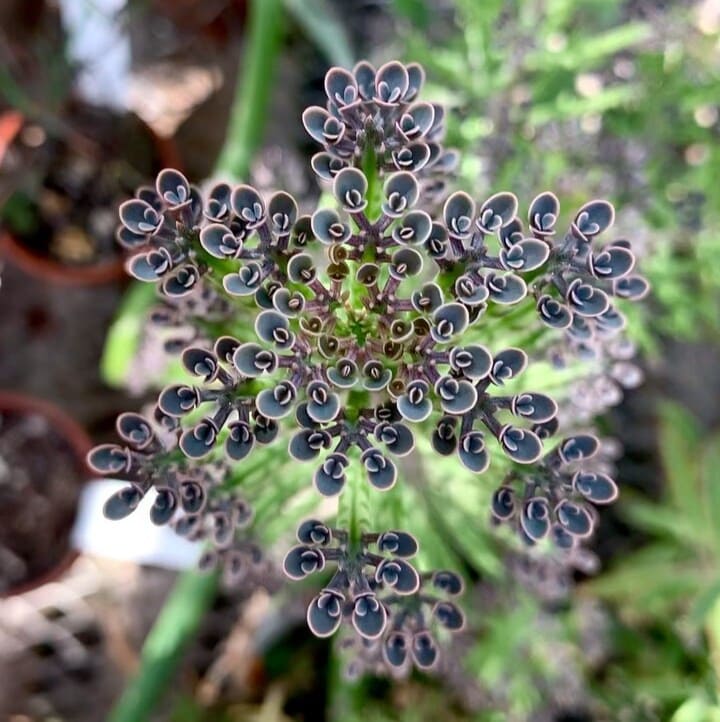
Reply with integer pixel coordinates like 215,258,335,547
583,402,720,719
401,0,720,340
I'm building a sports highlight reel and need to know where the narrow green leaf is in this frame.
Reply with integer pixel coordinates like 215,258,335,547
284,0,354,68
100,281,156,387
109,571,219,722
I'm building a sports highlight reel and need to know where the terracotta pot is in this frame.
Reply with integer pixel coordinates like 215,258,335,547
0,111,181,287
0,391,92,596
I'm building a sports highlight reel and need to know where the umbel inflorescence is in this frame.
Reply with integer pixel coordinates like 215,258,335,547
88,61,647,673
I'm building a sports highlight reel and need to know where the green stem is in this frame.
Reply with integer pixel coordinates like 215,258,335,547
706,595,720,685
215,0,284,180
337,459,371,546
108,2,285,718
362,145,382,222
108,571,219,722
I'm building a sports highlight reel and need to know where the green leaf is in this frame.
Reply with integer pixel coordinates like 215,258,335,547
100,281,156,387
284,0,354,68
109,571,219,722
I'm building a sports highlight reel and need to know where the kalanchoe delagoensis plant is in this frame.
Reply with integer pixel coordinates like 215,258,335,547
89,60,647,675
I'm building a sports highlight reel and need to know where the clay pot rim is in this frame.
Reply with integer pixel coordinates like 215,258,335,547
0,391,93,597
0,112,181,287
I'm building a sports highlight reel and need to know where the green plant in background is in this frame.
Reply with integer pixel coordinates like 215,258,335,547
400,0,720,341
584,403,720,720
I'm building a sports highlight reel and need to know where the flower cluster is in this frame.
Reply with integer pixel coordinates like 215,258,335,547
284,520,464,671
88,60,648,669
489,433,618,547
87,411,267,588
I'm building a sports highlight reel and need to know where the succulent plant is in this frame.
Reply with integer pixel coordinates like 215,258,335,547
90,60,647,674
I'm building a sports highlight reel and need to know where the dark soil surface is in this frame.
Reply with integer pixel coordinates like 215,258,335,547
0,409,86,592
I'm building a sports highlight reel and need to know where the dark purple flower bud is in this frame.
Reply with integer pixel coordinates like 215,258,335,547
431,569,464,595
499,426,543,464
352,593,387,639
528,191,559,236
226,420,255,460
361,448,397,490
377,530,418,557
289,428,332,461
103,484,145,520
555,499,594,537
382,172,419,218
520,497,551,541
433,601,465,630
432,416,458,455
231,184,266,228
375,558,420,594
411,630,438,669
297,518,332,545
156,168,191,209
307,590,344,637
256,380,297,419
489,348,528,385
119,198,163,235
397,379,432,422
150,487,177,525
477,192,518,233
491,486,516,521
572,199,615,240
573,470,618,503
116,413,154,450
383,631,409,668
223,262,265,296
443,191,475,240
458,431,489,472
314,453,349,496
283,545,326,580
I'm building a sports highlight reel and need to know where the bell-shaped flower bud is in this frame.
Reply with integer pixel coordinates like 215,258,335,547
314,453,349,496
283,545,326,580
499,425,543,464
528,191,559,236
